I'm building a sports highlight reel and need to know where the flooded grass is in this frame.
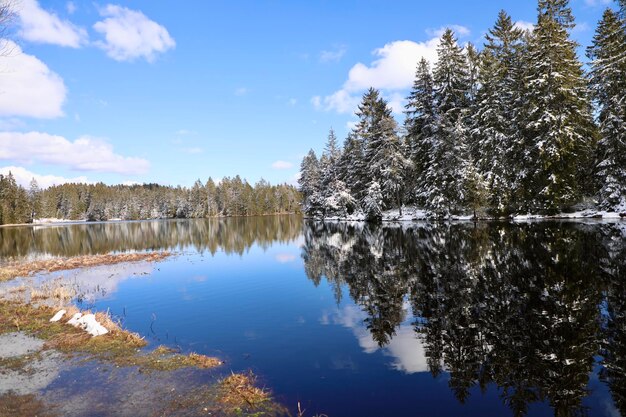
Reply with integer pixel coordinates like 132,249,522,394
0,252,172,282
161,371,288,417
0,299,287,416
0,392,57,417
113,345,223,371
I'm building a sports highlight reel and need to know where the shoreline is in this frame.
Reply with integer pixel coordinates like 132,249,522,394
0,212,302,229
308,207,626,223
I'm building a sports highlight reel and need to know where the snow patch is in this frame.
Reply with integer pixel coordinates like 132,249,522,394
49,309,66,322
67,312,108,336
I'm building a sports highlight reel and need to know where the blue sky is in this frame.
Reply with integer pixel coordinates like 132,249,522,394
0,0,616,188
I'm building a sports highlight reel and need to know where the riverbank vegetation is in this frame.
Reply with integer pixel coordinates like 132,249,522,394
299,0,626,220
0,175,300,225
0,252,171,282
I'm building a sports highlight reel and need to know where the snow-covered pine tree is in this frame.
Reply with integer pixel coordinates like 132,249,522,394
337,132,367,203
380,130,412,215
466,42,482,165
299,149,323,216
425,28,474,216
520,0,596,213
587,7,626,211
473,11,526,215
404,58,437,207
352,88,407,213
363,181,383,222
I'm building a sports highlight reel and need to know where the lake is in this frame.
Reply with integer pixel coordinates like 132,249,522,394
1,216,625,417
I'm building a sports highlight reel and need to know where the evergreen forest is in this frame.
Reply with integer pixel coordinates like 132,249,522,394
299,0,626,220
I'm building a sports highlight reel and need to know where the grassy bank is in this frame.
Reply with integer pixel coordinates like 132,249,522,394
0,252,172,282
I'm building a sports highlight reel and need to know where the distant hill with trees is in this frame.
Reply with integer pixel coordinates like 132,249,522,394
0,174,300,225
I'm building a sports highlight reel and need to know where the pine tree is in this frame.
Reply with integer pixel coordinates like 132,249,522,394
587,7,626,211
299,149,323,216
425,29,473,216
28,178,42,222
520,0,596,213
473,11,526,214
404,58,437,206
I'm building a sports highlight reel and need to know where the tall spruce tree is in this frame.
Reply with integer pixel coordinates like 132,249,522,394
353,88,404,204
473,11,526,214
404,58,437,206
587,7,626,211
425,29,474,215
299,149,323,216
521,0,596,213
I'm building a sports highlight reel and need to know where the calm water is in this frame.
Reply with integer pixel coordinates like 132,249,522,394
1,216,625,417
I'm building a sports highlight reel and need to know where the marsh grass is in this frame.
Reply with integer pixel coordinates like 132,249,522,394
0,300,224,376
0,393,57,417
161,371,288,417
113,345,223,371
0,251,171,282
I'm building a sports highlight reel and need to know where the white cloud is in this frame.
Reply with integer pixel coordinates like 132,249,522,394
386,92,406,115
93,4,175,62
182,147,203,154
320,44,347,63
17,0,87,48
0,132,150,175
313,89,361,114
0,166,90,189
175,129,196,136
573,22,590,34
426,25,471,38
0,41,67,118
275,253,296,263
288,98,297,106
271,160,293,170
324,305,429,374
313,37,439,114
584,0,611,6
234,87,248,96
66,1,76,15
514,20,535,32
344,39,438,92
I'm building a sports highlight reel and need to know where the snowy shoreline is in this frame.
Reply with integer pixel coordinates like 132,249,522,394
313,207,626,223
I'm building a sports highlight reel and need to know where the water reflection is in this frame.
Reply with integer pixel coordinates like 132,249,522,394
302,220,626,417
0,215,303,261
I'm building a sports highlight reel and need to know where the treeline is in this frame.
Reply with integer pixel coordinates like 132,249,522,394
0,173,301,225
299,0,626,220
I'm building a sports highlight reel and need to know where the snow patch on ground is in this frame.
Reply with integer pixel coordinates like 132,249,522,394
33,218,86,224
315,206,625,222
513,210,625,221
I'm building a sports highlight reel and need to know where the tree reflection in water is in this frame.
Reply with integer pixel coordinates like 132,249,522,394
301,220,626,417
0,215,303,260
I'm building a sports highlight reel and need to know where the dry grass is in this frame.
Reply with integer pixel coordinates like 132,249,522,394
0,393,57,417
0,351,42,371
29,283,76,303
0,251,171,282
214,372,287,416
158,371,288,417
114,345,223,372
0,300,147,358
0,300,222,375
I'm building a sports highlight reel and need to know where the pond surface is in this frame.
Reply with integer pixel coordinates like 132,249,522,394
1,216,625,417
